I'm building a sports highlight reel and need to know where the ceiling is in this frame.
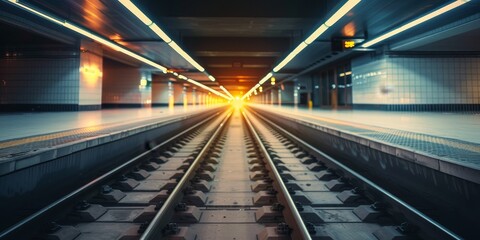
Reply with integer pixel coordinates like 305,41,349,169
1,0,480,97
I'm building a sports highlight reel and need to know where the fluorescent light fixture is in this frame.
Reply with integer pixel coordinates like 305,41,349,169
220,86,234,99
149,23,172,43
186,79,230,100
258,72,273,85
273,42,307,72
168,41,205,72
208,75,216,81
66,22,168,73
6,1,168,73
118,0,211,81
242,0,363,99
178,74,188,80
325,0,361,27
362,0,470,47
118,0,153,25
7,0,64,25
304,24,329,44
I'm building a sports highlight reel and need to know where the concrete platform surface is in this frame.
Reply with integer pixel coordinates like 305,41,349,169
250,104,480,170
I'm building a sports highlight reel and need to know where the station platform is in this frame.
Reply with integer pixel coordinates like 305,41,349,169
0,105,225,175
249,104,480,183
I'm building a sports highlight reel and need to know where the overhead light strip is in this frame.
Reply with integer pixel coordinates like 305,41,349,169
117,0,226,100
242,0,361,99
118,0,208,74
273,0,361,73
361,0,470,48
7,0,167,73
219,85,234,99
185,78,230,100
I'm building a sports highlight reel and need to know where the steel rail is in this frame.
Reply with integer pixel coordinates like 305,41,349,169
251,109,462,240
241,109,312,240
141,109,233,239
0,112,222,239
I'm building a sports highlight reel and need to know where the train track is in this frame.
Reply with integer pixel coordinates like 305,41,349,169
0,107,461,239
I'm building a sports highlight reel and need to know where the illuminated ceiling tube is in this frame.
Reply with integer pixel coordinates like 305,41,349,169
118,0,208,74
168,41,205,72
258,72,273,85
362,0,470,48
273,0,361,73
5,1,168,73
208,75,216,81
272,42,308,72
219,86,234,99
118,0,153,25
185,78,230,100
325,0,361,27
149,23,172,43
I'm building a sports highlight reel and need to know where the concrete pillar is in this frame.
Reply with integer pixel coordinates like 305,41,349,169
278,88,282,106
102,59,151,108
330,68,338,109
186,87,195,105
172,83,184,106
280,82,295,106
191,88,196,105
152,76,169,107
271,87,279,105
79,39,103,110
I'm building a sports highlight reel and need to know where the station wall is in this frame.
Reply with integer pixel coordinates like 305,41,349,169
352,54,480,111
0,47,81,111
102,60,151,108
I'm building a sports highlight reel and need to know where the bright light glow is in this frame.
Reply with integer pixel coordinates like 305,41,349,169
304,24,328,44
178,74,188,80
259,72,273,85
8,1,64,25
80,66,102,77
208,75,216,81
186,79,230,100
259,86,263,92
325,0,361,27
220,85,234,99
362,0,469,47
149,23,172,43
169,41,205,72
140,78,147,86
273,42,308,72
118,0,153,25
173,72,179,76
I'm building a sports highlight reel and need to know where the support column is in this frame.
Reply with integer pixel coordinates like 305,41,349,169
278,88,282,106
173,83,184,106
280,82,295,106
79,39,103,110
102,59,152,108
151,75,169,107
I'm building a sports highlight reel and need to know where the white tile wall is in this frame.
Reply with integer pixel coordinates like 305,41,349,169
0,58,80,104
352,54,480,104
